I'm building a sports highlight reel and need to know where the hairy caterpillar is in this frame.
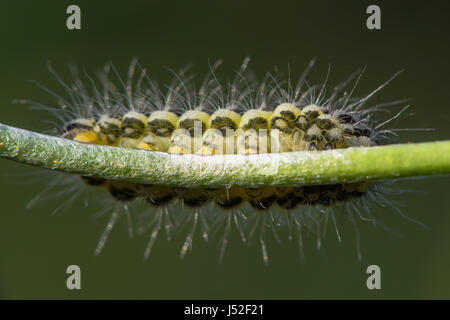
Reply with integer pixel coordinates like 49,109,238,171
14,58,418,264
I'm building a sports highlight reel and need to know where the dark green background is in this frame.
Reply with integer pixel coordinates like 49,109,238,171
0,0,449,299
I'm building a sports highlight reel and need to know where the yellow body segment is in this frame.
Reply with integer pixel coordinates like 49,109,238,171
237,110,272,154
197,109,242,156
94,116,122,145
178,110,210,134
168,111,210,155
147,111,179,137
118,111,148,149
269,104,301,152
136,110,179,153
209,109,241,131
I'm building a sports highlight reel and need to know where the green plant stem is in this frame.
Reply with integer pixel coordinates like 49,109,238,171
1,123,449,188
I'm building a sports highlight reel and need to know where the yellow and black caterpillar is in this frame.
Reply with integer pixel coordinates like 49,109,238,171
67,104,374,210
24,59,407,262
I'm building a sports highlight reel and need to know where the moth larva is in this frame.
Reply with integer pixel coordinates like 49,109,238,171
11,58,422,264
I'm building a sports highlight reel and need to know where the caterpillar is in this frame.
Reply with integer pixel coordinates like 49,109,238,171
15,58,416,264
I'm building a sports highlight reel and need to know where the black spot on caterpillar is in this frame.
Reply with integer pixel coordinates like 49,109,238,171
19,58,420,264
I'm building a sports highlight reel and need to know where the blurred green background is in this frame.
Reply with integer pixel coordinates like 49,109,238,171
0,0,449,299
